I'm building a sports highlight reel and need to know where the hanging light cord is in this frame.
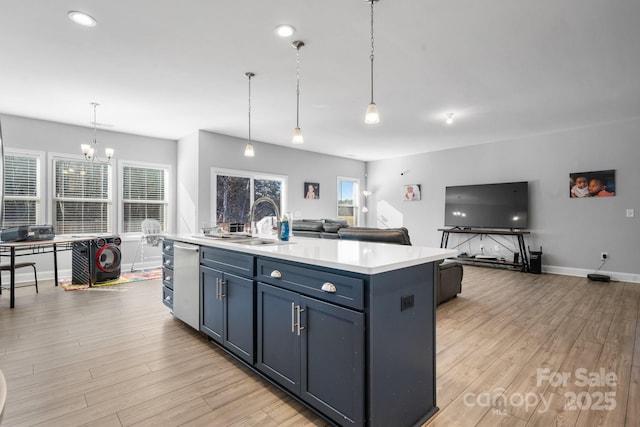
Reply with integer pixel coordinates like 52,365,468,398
247,74,252,142
369,0,375,104
92,102,98,144
296,46,301,128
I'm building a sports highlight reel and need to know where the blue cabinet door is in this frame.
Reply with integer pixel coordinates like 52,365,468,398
223,272,254,364
257,282,301,394
200,265,224,343
301,296,364,427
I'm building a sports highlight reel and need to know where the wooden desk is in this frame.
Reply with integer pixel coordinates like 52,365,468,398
438,228,531,272
0,237,93,308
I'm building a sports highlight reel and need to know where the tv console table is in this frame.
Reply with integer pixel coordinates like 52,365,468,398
438,228,530,272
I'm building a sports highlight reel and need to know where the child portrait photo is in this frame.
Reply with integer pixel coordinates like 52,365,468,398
569,169,615,198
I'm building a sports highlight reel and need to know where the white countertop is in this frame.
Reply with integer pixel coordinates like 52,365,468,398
169,234,457,275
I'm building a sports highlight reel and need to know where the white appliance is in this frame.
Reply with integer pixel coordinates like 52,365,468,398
172,242,200,330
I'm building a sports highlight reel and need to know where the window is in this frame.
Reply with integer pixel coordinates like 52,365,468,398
2,151,41,227
337,177,360,226
53,158,112,234
121,163,169,233
213,169,286,230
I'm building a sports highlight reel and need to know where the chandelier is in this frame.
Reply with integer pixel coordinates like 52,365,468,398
80,102,114,163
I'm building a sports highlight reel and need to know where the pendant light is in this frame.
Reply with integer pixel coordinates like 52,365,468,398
244,72,255,157
364,0,380,124
292,40,305,145
80,102,114,163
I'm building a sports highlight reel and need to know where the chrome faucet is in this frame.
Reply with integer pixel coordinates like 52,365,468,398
249,197,281,239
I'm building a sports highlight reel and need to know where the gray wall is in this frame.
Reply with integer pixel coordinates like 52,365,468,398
367,118,640,282
0,114,177,280
177,130,366,234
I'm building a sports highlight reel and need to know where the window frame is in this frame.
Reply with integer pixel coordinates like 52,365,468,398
2,148,44,227
118,159,171,236
210,167,288,228
337,176,360,226
49,153,114,236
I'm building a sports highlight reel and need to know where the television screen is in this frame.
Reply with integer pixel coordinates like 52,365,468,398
444,181,529,229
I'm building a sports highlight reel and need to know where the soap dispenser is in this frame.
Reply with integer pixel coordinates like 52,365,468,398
280,214,290,241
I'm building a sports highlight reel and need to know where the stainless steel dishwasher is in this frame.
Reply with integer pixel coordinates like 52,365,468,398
172,242,200,330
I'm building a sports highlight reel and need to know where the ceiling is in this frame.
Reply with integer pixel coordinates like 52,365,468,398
1,1,639,161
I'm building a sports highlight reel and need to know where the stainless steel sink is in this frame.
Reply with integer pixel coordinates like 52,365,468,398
229,238,294,246
195,233,252,241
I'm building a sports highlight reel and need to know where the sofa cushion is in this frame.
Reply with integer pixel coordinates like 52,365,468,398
292,220,324,232
337,227,412,245
322,222,348,233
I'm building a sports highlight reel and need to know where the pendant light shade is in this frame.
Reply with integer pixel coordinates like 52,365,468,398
244,72,255,157
365,103,380,124
292,40,305,144
292,127,304,144
364,0,380,124
244,142,255,157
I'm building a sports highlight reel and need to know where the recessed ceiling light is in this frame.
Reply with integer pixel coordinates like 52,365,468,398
274,24,296,37
68,11,97,27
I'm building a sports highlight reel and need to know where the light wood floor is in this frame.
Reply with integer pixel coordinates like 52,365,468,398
0,267,638,427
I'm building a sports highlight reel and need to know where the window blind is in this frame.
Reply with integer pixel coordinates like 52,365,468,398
122,165,167,233
53,159,111,234
2,153,40,227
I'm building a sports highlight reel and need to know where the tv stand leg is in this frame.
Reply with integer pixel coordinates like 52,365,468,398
518,235,529,272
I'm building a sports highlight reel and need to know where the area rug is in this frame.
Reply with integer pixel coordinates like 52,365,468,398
61,268,162,291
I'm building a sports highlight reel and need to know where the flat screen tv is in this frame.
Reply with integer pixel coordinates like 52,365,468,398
444,181,529,229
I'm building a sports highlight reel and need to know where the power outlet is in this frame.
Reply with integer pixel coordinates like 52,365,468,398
401,295,414,311
601,252,608,261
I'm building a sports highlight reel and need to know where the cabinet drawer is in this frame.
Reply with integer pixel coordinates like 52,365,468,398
162,239,174,256
200,246,254,278
162,285,173,309
162,255,174,269
257,258,364,310
163,267,173,289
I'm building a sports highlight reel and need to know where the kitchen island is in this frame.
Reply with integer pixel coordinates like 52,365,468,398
163,234,456,427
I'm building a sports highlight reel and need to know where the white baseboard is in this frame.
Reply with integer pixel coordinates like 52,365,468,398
543,265,640,284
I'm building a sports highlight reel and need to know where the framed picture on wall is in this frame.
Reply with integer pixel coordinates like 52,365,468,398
402,184,421,201
304,182,319,199
569,169,615,198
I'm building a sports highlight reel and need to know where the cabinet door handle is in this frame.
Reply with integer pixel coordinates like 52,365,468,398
220,279,226,299
215,278,220,300
321,282,336,293
174,244,199,252
270,270,282,279
296,306,305,336
291,302,296,333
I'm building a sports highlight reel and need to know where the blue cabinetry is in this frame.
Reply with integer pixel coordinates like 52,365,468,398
200,247,255,364
166,238,439,427
161,239,173,310
256,258,365,426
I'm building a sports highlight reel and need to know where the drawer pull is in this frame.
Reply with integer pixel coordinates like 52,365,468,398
164,259,172,265
165,295,172,301
164,245,172,251
270,270,282,279
321,282,337,293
